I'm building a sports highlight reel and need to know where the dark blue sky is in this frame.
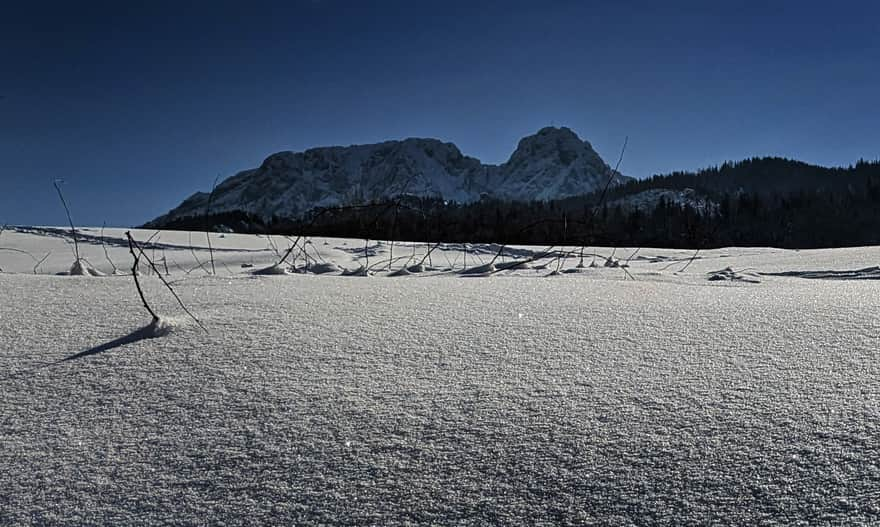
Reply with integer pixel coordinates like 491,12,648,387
2,0,878,226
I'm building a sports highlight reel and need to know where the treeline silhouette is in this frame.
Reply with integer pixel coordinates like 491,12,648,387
152,157,880,249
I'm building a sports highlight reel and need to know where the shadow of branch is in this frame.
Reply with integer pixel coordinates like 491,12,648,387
59,321,166,363
1,320,175,385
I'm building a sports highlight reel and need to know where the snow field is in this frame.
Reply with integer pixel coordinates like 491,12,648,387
2,228,880,524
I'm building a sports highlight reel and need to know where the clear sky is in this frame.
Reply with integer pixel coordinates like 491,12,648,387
2,0,878,226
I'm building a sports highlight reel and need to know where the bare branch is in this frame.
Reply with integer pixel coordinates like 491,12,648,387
204,176,220,275
33,252,51,274
679,248,701,273
52,180,79,261
187,231,210,275
275,236,303,267
126,231,207,332
417,242,443,268
100,222,119,274
126,233,159,322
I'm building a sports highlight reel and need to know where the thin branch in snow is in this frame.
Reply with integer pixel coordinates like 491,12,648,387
126,231,207,332
204,176,220,275
126,233,159,322
679,248,701,273
52,179,80,261
33,252,51,274
276,236,303,267
100,222,119,274
187,231,210,275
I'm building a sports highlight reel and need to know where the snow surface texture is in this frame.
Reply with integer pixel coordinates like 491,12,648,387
2,227,880,524
148,126,632,225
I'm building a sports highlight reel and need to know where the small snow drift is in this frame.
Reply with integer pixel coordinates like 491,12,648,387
460,262,497,275
387,262,433,276
341,265,370,277
388,266,413,277
406,264,425,274
496,260,531,271
308,262,342,275
252,264,291,275
67,259,106,276
141,317,176,338
707,267,761,283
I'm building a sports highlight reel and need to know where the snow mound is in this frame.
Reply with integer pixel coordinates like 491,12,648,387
143,317,176,338
252,264,291,275
67,259,106,276
308,262,342,275
388,266,413,277
707,267,761,283
341,266,370,277
460,262,497,275
496,260,531,271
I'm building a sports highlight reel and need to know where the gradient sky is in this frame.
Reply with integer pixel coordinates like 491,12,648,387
2,0,878,226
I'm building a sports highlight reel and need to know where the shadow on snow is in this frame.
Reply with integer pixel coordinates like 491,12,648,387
58,321,170,363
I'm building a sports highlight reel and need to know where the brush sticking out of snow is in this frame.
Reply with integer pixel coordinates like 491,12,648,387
604,257,620,268
66,259,106,276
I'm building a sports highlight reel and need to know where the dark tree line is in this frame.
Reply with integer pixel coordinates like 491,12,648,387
151,157,880,249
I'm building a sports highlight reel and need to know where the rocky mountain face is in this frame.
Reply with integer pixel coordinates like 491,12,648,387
149,127,631,225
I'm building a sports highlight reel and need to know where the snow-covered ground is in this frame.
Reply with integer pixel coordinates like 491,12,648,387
2,226,879,524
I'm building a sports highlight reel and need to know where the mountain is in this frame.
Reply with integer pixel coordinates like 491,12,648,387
495,126,625,201
147,127,630,226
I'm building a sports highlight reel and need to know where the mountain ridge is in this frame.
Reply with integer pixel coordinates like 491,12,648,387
148,127,630,227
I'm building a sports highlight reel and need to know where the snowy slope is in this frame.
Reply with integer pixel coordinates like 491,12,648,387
2,228,880,524
608,187,720,215
148,127,632,226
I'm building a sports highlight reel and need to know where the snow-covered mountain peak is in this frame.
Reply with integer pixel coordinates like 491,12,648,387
496,126,628,201
507,126,593,166
148,128,632,226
